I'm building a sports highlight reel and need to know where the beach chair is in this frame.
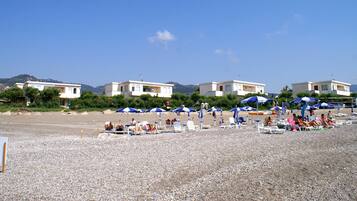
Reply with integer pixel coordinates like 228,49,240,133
186,120,196,132
229,117,239,128
173,122,183,133
257,123,285,134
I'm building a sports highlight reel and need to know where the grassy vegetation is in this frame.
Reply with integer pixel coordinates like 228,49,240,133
0,105,64,112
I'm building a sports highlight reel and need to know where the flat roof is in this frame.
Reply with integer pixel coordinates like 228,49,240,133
109,80,174,87
200,80,265,86
292,80,351,86
24,81,81,87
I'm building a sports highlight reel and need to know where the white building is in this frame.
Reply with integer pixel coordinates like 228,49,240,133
15,81,81,106
199,80,266,96
292,80,351,96
105,80,174,98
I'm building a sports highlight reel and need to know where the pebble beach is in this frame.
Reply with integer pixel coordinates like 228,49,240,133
0,111,356,200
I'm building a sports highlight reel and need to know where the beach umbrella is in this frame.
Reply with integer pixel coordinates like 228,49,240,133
198,109,205,129
313,102,335,109
116,107,138,113
207,107,222,112
241,96,270,104
149,107,166,126
305,105,318,110
282,102,287,115
231,107,241,123
172,107,195,113
241,106,255,111
149,107,166,113
241,96,271,111
208,107,221,126
230,107,242,112
291,97,318,117
292,97,318,104
270,106,282,111
172,106,196,120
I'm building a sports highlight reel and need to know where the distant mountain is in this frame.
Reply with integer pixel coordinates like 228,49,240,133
0,74,105,94
167,81,198,95
0,74,198,95
81,84,105,95
0,74,67,86
351,84,357,92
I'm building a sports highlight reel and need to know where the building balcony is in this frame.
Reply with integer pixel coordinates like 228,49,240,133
317,90,350,96
205,91,224,96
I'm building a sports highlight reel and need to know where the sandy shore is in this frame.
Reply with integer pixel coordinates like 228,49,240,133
0,111,356,200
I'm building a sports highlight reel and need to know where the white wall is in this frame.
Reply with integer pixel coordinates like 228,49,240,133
105,82,173,97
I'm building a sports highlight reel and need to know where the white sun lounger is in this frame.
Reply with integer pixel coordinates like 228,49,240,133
173,122,183,133
186,120,196,131
258,123,285,134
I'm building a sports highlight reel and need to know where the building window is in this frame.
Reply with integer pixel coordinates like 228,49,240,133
225,85,232,92
219,86,223,91
73,88,77,94
132,87,135,91
321,85,328,91
337,85,345,91
120,86,123,92
314,85,319,90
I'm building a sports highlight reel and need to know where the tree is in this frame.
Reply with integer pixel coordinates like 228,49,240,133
279,85,293,99
1,87,25,103
24,87,40,104
296,92,310,98
39,88,60,107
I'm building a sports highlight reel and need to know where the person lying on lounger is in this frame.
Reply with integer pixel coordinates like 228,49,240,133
115,124,124,131
264,116,273,126
104,121,114,131
320,114,330,128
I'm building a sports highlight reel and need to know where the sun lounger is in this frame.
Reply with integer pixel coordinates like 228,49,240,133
228,117,240,128
186,120,196,131
335,113,347,117
173,122,183,133
257,123,285,134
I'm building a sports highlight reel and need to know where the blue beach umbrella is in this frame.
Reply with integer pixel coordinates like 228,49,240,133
241,106,255,111
292,97,318,104
241,96,271,111
291,97,318,118
172,106,196,120
172,107,196,113
270,106,282,111
149,107,166,113
207,107,222,112
149,107,166,125
241,96,270,104
306,105,318,111
231,107,241,123
116,107,138,113
315,102,335,109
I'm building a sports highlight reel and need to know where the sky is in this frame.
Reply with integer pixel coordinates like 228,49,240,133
1,0,357,92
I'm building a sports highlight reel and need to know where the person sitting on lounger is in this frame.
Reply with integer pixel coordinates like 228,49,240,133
264,116,273,126
297,116,310,128
115,121,124,131
320,114,329,128
104,121,113,131
287,114,299,131
166,119,171,126
171,118,177,125
130,118,137,126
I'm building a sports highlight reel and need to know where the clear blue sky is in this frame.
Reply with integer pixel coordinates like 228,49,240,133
1,0,357,92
